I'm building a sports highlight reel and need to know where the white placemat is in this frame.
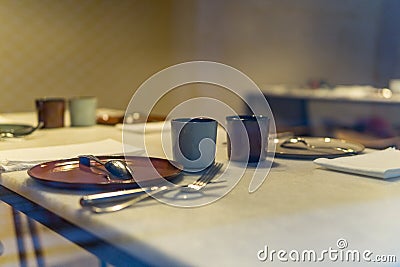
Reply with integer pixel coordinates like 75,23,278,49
313,147,400,179
0,139,143,172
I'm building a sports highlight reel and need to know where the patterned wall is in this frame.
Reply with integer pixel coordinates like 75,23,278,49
0,0,173,113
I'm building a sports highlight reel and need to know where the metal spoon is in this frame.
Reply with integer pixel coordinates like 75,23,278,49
78,155,134,180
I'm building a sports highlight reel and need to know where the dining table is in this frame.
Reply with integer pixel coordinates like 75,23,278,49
0,112,400,266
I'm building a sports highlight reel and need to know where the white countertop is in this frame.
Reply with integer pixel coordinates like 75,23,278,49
1,113,400,266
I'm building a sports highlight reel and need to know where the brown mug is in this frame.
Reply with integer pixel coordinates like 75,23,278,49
36,98,65,128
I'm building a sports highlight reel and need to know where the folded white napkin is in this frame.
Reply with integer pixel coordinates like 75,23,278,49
116,121,171,134
313,148,400,179
0,139,143,173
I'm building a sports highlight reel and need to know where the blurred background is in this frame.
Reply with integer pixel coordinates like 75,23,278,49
0,0,398,111
0,0,399,145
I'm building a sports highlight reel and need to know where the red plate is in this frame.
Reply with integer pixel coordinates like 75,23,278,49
28,156,183,190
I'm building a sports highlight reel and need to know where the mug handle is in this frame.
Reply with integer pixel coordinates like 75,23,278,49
35,100,45,126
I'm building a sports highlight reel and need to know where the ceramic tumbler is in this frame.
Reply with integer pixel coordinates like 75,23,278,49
69,96,97,127
171,117,217,171
36,98,65,128
226,115,269,162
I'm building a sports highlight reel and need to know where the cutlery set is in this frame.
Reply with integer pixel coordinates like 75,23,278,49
275,136,364,159
80,162,224,213
280,137,357,154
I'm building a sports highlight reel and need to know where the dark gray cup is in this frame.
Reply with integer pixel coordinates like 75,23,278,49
171,117,217,170
226,115,269,162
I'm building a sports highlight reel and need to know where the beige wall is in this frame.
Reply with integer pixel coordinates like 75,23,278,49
0,0,397,115
0,0,175,113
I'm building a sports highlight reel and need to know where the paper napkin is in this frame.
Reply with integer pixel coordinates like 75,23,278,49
313,147,400,179
0,139,143,173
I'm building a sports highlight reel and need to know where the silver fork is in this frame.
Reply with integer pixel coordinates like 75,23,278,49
86,162,223,213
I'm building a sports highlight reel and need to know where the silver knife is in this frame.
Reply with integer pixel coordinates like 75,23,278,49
80,184,184,206
80,180,225,207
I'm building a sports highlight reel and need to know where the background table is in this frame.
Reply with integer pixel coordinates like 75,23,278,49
1,112,400,266
248,86,400,140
